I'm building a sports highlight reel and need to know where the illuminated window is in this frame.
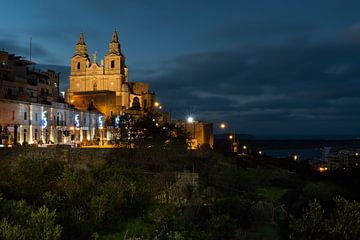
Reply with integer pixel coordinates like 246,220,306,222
111,60,115,68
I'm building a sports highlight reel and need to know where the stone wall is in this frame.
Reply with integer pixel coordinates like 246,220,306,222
0,146,196,172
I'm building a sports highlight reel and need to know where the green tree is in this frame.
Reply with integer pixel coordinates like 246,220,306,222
26,206,62,240
290,197,360,240
0,196,61,240
289,200,325,240
326,196,360,240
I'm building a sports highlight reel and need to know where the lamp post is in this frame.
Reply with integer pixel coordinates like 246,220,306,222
220,122,238,153
187,116,196,149
187,116,195,139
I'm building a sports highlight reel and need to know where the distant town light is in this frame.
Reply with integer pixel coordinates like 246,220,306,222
154,101,160,107
356,152,359,156
258,150,262,155
228,135,233,140
243,145,247,150
220,123,226,129
187,116,194,123
293,155,298,161
319,167,328,173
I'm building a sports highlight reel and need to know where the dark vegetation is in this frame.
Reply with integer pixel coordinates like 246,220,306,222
1,125,360,239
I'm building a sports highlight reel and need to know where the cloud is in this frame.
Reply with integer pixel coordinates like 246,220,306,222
0,38,60,63
136,31,360,136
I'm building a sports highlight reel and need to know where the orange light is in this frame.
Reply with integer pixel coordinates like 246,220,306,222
319,167,328,173
229,135,233,140
71,99,74,103
293,155,298,161
220,123,226,129
154,101,160,107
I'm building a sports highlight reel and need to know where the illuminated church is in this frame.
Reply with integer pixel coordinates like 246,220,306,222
67,31,154,117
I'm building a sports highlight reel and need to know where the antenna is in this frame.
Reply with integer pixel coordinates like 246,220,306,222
29,37,32,61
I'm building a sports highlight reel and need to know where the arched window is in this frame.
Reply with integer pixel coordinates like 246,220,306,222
111,60,115,68
77,62,80,70
131,97,141,110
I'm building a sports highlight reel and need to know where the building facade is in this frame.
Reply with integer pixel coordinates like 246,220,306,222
0,51,103,146
321,147,360,171
175,120,214,149
67,32,155,118
0,98,103,145
0,51,60,103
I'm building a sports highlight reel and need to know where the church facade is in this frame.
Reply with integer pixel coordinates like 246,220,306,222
67,32,154,118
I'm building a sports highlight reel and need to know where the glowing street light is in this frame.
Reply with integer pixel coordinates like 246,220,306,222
187,116,194,123
293,155,298,161
154,101,160,107
228,135,233,140
187,116,196,146
220,123,226,129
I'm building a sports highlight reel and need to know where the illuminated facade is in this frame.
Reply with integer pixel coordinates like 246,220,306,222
67,32,155,117
0,50,104,145
0,98,103,145
175,120,214,149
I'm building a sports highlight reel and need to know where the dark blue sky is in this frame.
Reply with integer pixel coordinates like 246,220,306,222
2,0,360,137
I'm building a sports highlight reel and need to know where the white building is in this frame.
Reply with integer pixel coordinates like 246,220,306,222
0,98,103,145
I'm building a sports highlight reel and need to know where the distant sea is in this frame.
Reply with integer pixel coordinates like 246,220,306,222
264,148,323,162
214,135,360,163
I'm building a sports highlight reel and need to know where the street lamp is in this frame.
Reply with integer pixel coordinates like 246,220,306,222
187,116,194,123
187,116,195,138
187,116,196,149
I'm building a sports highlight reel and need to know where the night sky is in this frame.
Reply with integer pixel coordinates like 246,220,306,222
2,0,360,137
